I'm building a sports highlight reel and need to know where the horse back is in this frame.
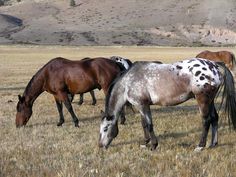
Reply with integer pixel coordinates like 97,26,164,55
196,50,235,70
43,57,121,95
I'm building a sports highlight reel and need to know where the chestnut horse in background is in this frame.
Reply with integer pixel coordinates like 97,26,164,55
75,56,133,105
16,57,126,127
196,50,235,71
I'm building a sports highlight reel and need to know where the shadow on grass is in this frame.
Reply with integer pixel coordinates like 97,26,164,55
110,122,231,149
23,114,102,128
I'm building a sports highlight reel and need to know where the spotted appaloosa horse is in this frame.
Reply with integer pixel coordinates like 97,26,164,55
16,57,126,127
196,50,235,71
99,58,236,151
76,56,133,105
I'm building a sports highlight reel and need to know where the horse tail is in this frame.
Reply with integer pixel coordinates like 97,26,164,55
217,62,236,129
230,52,236,69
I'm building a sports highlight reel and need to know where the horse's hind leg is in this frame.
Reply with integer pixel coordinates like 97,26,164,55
195,94,212,151
209,103,218,148
139,105,158,150
55,99,64,126
90,90,97,105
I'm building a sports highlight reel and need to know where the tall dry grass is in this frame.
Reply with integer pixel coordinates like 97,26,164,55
0,46,236,177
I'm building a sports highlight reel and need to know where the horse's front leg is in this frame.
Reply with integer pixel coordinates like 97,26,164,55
120,107,126,124
54,98,64,126
64,99,79,127
139,105,158,150
140,116,150,147
57,91,79,127
90,90,97,105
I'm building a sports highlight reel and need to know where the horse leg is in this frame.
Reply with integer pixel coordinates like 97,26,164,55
139,105,158,150
120,107,126,125
140,116,151,146
55,98,65,126
68,93,74,103
90,90,97,105
78,94,84,105
57,91,79,127
195,95,211,151
209,103,219,148
64,99,79,127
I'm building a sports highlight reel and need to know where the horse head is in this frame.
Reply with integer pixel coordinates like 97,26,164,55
110,56,132,70
99,110,119,149
16,95,32,127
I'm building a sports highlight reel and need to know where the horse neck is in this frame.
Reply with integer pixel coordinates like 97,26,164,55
106,84,126,121
23,72,44,106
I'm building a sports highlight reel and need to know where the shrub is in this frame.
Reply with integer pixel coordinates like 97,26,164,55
70,0,76,7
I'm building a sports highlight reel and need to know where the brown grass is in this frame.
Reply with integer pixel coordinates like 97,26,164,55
0,45,236,177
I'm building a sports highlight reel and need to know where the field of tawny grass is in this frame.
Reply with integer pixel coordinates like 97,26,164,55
0,46,236,177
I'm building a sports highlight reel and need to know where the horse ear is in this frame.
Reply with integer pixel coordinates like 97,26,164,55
18,95,25,103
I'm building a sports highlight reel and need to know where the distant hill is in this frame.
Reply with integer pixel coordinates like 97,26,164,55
0,0,236,46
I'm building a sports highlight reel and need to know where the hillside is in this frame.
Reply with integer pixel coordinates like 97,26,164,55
0,0,236,46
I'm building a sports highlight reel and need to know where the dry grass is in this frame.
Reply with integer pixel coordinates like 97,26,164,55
0,45,236,177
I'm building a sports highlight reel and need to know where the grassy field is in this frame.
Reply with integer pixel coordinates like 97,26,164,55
0,45,236,177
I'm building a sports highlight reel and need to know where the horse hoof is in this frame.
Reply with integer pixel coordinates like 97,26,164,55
150,143,158,151
194,146,204,152
120,121,125,125
208,143,218,148
75,124,79,128
92,101,96,106
57,122,63,126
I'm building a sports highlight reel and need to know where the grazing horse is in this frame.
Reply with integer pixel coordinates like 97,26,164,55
99,58,236,151
77,56,133,105
110,56,133,70
16,57,126,127
196,50,235,71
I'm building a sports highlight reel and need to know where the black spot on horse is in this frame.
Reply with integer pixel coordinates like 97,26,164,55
212,70,216,75
187,59,194,63
195,71,201,76
193,64,200,67
189,67,193,72
205,75,211,80
200,76,205,80
176,65,183,70
205,60,215,71
199,60,206,65
202,67,207,71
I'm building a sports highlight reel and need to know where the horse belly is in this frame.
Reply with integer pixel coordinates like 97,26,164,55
68,80,97,94
150,89,192,106
147,77,192,106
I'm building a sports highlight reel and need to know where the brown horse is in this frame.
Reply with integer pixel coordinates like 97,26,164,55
16,57,126,127
196,50,235,70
